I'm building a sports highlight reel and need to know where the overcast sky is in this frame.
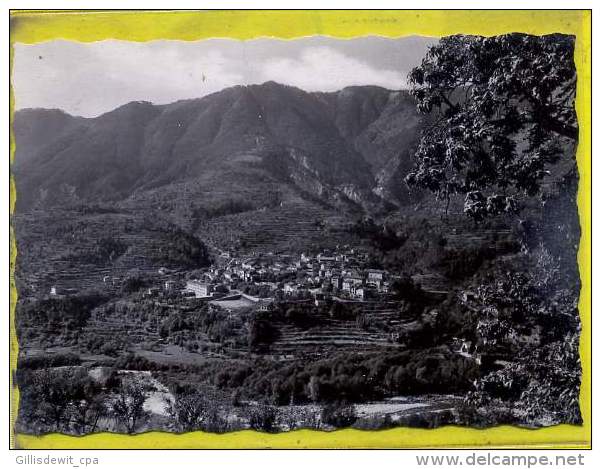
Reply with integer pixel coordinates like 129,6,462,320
13,36,436,118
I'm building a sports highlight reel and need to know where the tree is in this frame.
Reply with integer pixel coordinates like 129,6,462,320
462,251,581,425
406,34,577,220
391,275,426,317
248,313,279,350
28,370,71,431
248,404,279,432
111,382,147,434
120,275,148,294
307,375,320,403
466,332,582,425
70,395,105,434
320,402,357,428
168,391,210,432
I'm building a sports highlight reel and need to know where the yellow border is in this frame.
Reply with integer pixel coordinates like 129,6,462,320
9,10,591,449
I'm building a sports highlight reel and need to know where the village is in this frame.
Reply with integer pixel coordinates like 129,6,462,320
135,245,395,310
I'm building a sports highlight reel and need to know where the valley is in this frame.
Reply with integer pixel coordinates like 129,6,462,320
12,79,580,435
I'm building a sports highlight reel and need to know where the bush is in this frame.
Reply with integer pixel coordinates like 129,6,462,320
320,402,357,428
18,353,81,370
248,313,280,350
120,275,149,294
285,307,316,329
151,229,210,268
17,294,107,334
248,405,278,432
435,246,494,280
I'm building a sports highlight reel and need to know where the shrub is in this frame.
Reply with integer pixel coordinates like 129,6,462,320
18,353,81,370
248,314,279,350
320,402,357,428
248,404,279,432
168,390,211,433
151,229,210,268
110,381,147,434
120,275,149,294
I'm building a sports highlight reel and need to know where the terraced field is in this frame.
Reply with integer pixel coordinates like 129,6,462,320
444,226,514,250
197,202,354,254
13,208,186,296
269,305,404,356
83,314,160,344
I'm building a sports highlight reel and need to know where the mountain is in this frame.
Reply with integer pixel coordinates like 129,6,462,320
12,82,425,214
12,108,88,168
316,85,423,204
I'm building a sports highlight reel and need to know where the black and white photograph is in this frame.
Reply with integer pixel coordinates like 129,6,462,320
11,31,582,436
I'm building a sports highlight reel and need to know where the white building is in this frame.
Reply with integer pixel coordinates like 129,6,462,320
367,269,387,282
185,280,213,298
284,283,299,295
50,286,77,296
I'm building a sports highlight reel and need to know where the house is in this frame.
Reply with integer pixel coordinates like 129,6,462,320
164,280,178,291
242,259,258,270
367,269,387,282
257,299,275,312
204,272,216,282
345,273,364,288
313,292,331,307
185,280,213,298
452,337,472,355
317,252,336,262
146,287,160,297
355,285,376,300
49,286,78,297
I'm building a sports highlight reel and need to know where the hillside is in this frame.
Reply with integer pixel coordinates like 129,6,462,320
12,108,88,168
13,82,425,215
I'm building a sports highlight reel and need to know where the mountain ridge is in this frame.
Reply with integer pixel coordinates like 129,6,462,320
13,81,425,215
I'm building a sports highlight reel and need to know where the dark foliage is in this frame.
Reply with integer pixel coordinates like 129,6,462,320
206,349,478,406
151,229,211,268
120,275,150,294
407,34,577,219
248,404,279,432
17,367,106,434
434,246,495,280
18,353,81,370
320,402,357,428
349,217,408,251
248,312,280,350
17,293,107,337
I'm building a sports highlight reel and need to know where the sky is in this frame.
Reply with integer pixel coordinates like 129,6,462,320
12,36,437,118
